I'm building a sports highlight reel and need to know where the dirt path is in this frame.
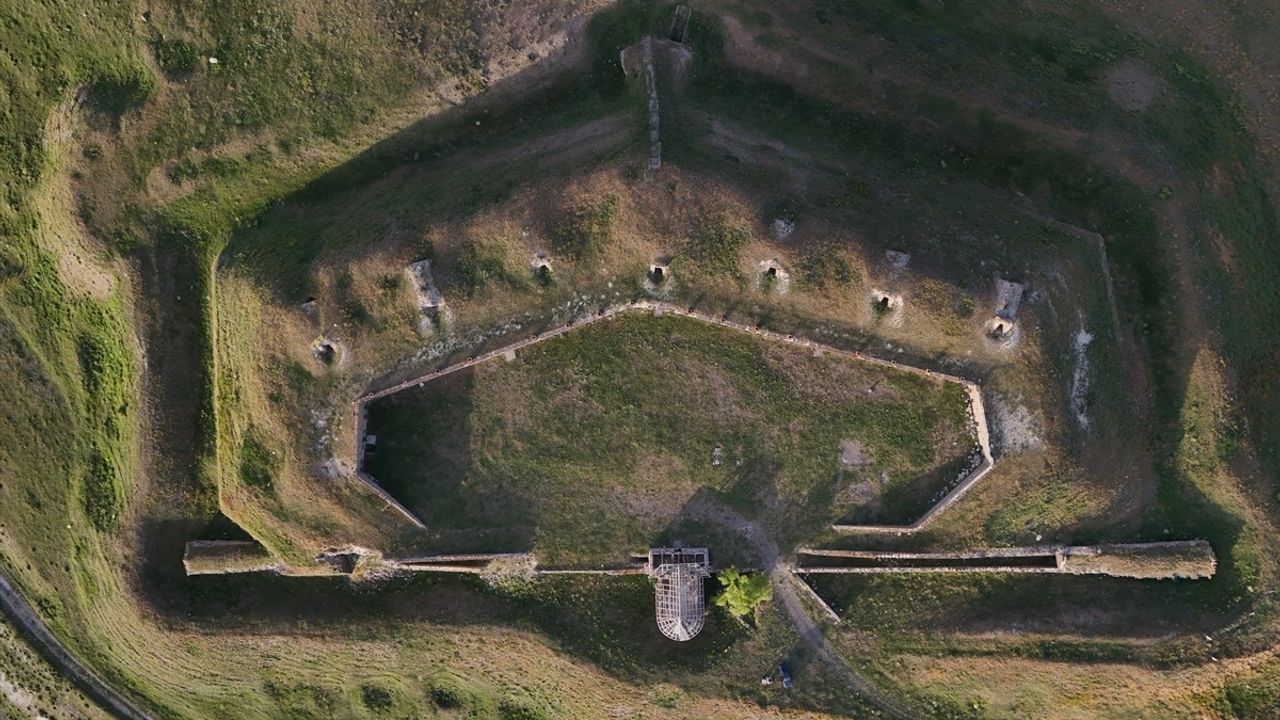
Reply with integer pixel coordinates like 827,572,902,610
0,573,153,720
679,494,917,719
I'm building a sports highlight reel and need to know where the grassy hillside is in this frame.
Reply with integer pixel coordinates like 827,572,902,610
0,0,1278,718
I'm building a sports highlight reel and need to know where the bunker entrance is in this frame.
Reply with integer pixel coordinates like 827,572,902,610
315,342,337,365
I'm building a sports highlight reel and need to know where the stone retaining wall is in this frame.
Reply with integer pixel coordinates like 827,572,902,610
353,300,995,537
794,540,1216,580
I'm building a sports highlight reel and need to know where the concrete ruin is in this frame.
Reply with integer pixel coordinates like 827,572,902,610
647,547,710,641
668,5,691,44
406,259,446,334
531,253,553,286
312,337,344,366
834,377,992,535
885,249,911,271
795,540,1216,580
869,288,904,326
619,6,693,174
985,278,1025,344
616,37,662,170
758,258,790,294
397,552,538,578
183,540,280,576
644,260,673,296
772,216,796,241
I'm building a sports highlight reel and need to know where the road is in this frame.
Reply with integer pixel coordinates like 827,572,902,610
0,571,153,720
683,494,919,720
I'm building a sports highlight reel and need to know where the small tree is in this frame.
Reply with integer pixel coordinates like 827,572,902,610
713,568,772,619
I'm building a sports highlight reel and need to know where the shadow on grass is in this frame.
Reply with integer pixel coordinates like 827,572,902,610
218,0,682,299
364,368,539,554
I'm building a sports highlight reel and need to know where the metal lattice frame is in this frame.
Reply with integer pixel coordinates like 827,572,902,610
647,547,710,641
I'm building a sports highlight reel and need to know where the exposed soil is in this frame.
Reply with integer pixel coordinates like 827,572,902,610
1105,59,1161,112
476,113,633,169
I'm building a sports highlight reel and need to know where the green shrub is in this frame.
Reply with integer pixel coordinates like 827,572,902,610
682,214,749,274
166,157,200,184
455,240,522,295
797,237,856,288
0,246,24,281
153,37,201,78
82,450,123,532
552,195,619,259
499,699,548,720
359,684,395,712
713,567,772,618
239,431,277,491
653,685,682,709
87,62,156,115
428,683,461,708
377,274,402,295
333,270,373,326
822,175,873,208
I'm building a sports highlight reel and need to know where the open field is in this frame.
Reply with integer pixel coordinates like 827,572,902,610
0,0,1279,718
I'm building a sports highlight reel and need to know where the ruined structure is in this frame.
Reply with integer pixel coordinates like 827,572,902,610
795,540,1216,580
986,278,1026,340
183,541,280,576
647,547,711,641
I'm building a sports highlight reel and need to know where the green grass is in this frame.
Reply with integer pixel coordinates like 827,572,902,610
365,313,974,563
0,617,112,720
677,213,751,276
238,430,278,492
0,0,1278,717
552,194,620,259
218,1,673,298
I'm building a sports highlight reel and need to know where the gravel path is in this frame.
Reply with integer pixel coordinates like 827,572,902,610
681,495,918,719
0,572,153,720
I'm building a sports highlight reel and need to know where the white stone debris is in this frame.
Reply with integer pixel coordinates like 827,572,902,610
1070,325,1094,429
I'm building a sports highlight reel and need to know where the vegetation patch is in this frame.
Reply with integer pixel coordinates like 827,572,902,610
452,239,526,296
239,430,278,492
680,214,750,274
81,450,123,532
365,313,973,562
552,194,620,259
713,568,772,619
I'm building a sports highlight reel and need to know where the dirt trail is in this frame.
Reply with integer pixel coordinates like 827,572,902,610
0,573,153,720
680,494,916,719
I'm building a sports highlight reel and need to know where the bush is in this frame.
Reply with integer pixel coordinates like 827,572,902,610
499,699,548,720
428,683,462,708
239,432,277,491
0,246,24,281
166,157,200,184
552,195,619,259
682,214,750,274
797,237,856,288
82,450,123,532
455,240,522,295
87,62,156,116
359,684,395,712
377,274,402,295
153,37,201,78
713,567,772,618
653,685,682,709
